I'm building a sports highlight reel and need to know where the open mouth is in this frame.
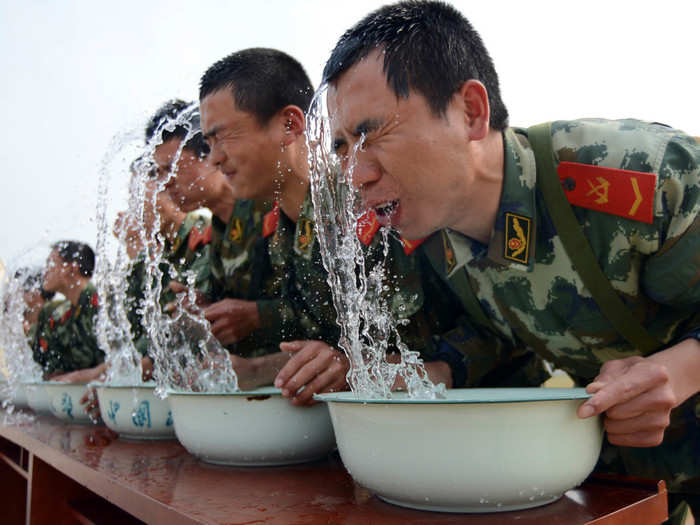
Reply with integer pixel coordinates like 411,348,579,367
375,200,399,218
373,200,400,227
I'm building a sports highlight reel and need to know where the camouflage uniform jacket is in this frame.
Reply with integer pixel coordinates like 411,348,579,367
424,119,699,494
130,211,213,356
164,210,213,301
207,199,284,356
32,283,104,375
31,298,68,368
268,191,460,359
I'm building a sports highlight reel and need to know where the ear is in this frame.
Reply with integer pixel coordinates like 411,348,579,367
457,80,490,141
279,105,306,147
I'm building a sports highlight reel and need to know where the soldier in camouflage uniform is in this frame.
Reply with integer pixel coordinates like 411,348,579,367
146,100,282,358
15,268,55,342
33,241,104,379
200,48,487,401
323,1,699,520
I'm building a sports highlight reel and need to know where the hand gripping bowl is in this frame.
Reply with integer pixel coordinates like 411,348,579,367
314,388,603,513
95,382,175,440
44,382,93,424
167,387,336,466
24,381,53,415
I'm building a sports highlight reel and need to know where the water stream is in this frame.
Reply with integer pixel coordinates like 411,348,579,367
305,86,443,400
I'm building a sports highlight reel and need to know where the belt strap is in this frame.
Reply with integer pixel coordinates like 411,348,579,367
528,123,662,355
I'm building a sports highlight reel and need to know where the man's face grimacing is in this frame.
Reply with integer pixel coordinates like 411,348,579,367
328,50,480,241
200,89,283,201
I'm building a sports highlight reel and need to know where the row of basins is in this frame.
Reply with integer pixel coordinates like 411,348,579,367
14,382,603,514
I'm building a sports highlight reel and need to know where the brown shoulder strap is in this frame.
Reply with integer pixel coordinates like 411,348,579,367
528,123,662,355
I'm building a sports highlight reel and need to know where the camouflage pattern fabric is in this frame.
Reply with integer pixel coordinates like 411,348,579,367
128,211,213,356
163,211,213,303
423,119,699,499
268,191,460,360
32,283,104,376
206,198,283,357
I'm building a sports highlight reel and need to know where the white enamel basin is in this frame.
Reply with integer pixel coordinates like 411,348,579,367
168,387,336,466
44,382,93,424
24,382,53,415
315,388,603,513
96,383,175,440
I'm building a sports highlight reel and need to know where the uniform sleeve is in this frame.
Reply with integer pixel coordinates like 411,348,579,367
642,134,700,342
437,320,550,388
70,299,105,370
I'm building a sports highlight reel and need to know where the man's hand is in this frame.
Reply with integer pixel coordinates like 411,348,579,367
52,363,107,385
204,299,261,345
166,281,211,313
274,340,350,406
578,338,700,447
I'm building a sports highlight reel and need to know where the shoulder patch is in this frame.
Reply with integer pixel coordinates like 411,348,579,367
39,337,48,351
504,212,531,264
263,203,280,238
49,318,55,330
558,162,657,224
91,293,99,308
400,237,426,256
357,210,380,246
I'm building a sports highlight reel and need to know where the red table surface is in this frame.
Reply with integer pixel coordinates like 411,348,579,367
0,412,668,525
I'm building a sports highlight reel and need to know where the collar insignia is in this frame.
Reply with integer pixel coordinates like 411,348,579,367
229,218,244,244
504,212,531,264
297,218,315,253
442,231,456,274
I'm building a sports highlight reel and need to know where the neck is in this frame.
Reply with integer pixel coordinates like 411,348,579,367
61,277,90,306
209,183,236,223
451,130,504,243
277,148,310,223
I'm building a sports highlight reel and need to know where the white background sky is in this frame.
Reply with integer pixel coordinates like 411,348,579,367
0,0,698,271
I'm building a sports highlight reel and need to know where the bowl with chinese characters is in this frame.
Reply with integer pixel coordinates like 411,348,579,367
23,381,53,415
167,387,336,466
314,388,603,513
96,383,175,440
44,382,93,424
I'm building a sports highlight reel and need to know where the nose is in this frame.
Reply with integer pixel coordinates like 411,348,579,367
347,153,381,190
207,142,225,167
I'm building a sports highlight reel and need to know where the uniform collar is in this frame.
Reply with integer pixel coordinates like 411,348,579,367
485,128,537,271
444,128,538,276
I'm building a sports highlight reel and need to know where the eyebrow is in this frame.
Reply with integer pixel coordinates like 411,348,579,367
202,125,222,140
333,118,385,153
352,118,383,137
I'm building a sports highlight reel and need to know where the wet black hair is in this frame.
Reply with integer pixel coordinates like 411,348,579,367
52,241,95,278
14,268,55,300
199,48,314,126
322,0,509,130
145,99,210,158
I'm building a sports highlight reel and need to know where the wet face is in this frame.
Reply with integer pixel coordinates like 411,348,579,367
328,51,473,240
153,138,223,212
42,249,70,293
200,89,283,201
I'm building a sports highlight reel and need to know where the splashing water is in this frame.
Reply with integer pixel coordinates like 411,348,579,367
94,105,238,396
0,270,43,407
305,86,443,400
